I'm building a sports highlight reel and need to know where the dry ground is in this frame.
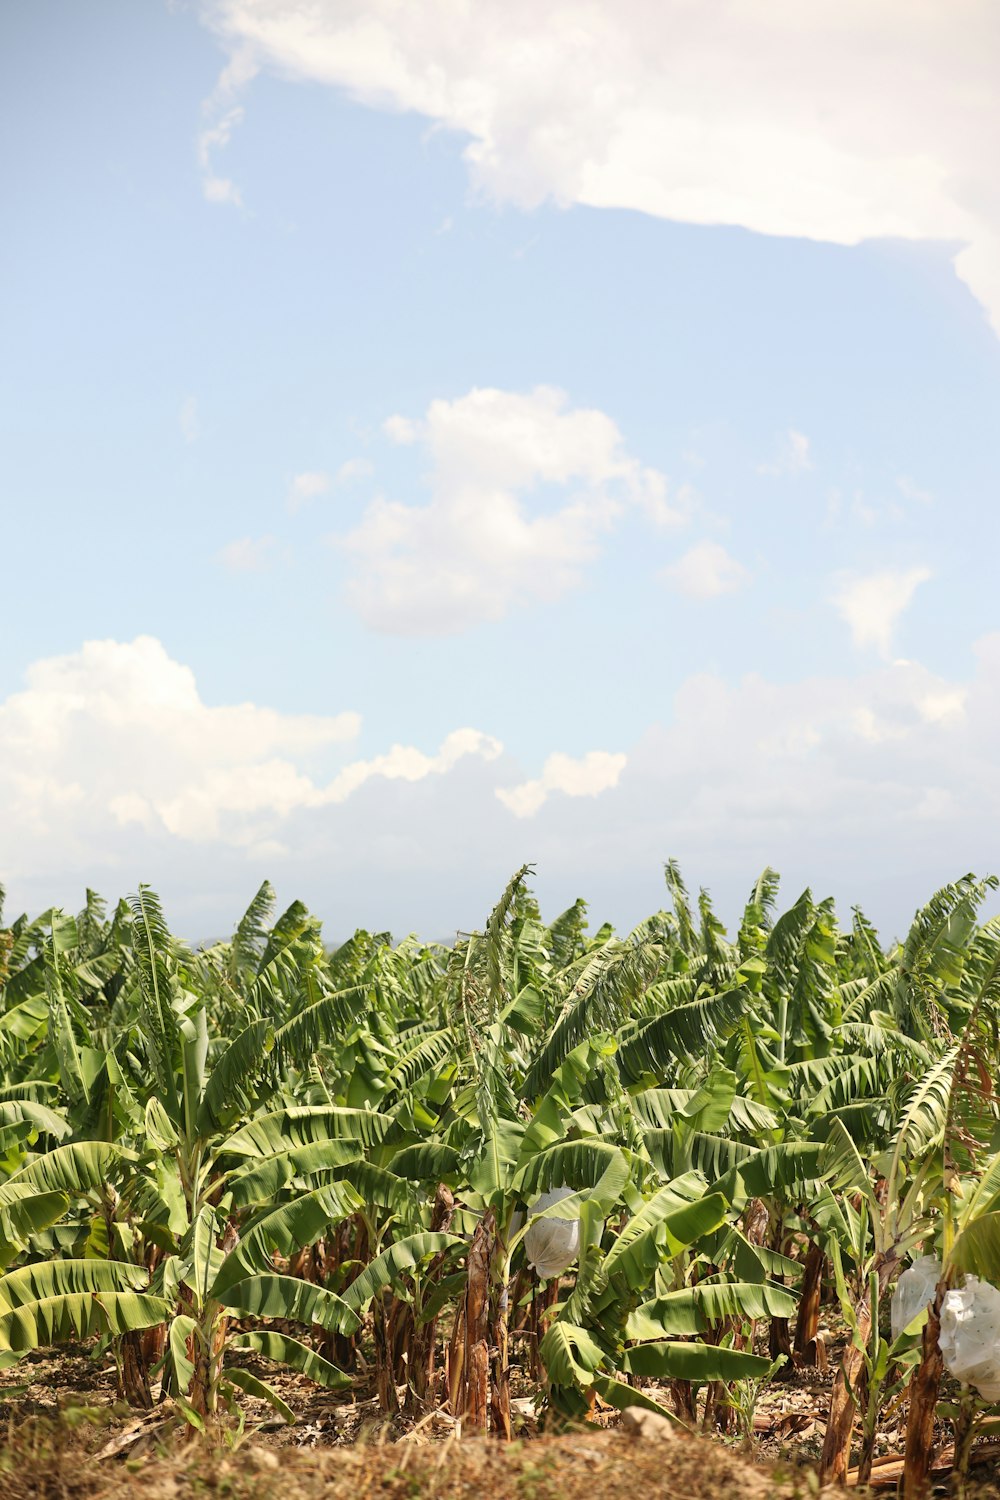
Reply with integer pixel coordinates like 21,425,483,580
0,1411,829,1500
2,1343,1000,1499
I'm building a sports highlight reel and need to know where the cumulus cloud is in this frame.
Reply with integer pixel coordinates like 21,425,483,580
496,750,627,818
286,461,374,513
217,534,283,572
0,638,508,871
198,0,1000,334
287,471,330,511
10,634,1000,943
155,727,504,840
832,566,932,658
338,385,680,635
324,728,503,805
758,430,812,478
590,655,984,870
335,457,374,485
662,541,750,600
0,637,359,859
483,640,1000,946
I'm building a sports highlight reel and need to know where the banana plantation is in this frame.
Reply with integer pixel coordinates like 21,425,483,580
2,863,1000,1495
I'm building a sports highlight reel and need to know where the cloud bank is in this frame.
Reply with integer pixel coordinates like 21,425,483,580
199,0,1000,334
6,634,1000,942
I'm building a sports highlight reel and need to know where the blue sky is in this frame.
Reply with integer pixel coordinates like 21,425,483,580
2,1,1000,941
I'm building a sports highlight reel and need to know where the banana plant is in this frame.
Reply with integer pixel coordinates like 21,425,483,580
4,860,1000,1462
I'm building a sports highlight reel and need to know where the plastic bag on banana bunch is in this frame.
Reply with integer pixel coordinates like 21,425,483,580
890,1256,942,1341
523,1187,581,1280
939,1278,1000,1403
891,1257,1000,1403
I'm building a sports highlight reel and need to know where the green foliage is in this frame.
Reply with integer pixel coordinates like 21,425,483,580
2,862,1000,1448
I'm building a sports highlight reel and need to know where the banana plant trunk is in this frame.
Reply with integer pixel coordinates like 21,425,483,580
407,1184,455,1411
372,1292,400,1415
490,1274,512,1440
525,1277,559,1380
670,1379,697,1422
318,1216,364,1370
448,1209,491,1424
120,1329,153,1408
187,1218,238,1427
793,1241,824,1364
188,1305,227,1424
703,1318,743,1434
819,1251,893,1483
768,1314,794,1372
901,1286,944,1500
448,1209,511,1437
103,1185,156,1409
767,1216,794,1379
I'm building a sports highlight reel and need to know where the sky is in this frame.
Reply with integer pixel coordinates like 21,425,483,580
2,0,1000,943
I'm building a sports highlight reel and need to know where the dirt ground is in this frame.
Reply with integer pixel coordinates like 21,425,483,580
2,1342,1000,1500
0,1405,829,1500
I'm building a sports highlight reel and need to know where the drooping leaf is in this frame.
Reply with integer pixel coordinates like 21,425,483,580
221,1106,392,1159
224,1365,295,1422
602,1185,728,1290
623,1340,773,1382
341,1232,462,1313
0,1259,150,1311
538,1320,607,1386
219,1275,359,1335
626,1281,799,1340
0,1142,125,1204
211,1183,362,1296
196,1019,274,1134
0,1292,171,1354
230,1330,354,1391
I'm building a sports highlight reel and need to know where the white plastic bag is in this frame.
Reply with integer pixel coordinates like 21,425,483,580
890,1256,942,1342
524,1187,580,1280
940,1277,1000,1403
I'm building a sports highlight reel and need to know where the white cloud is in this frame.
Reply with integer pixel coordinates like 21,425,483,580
198,109,245,205
157,727,502,839
11,634,1000,943
589,655,984,871
286,461,374,513
0,636,359,857
197,47,258,206
339,385,680,635
831,566,931,658
335,457,374,485
286,471,330,512
179,395,199,444
757,430,812,478
199,1,1000,335
662,541,750,600
897,476,934,506
325,728,503,804
382,415,420,446
0,638,505,868
217,534,282,572
827,480,931,529
497,750,627,818
919,688,966,725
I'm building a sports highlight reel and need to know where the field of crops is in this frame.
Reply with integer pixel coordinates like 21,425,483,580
2,863,1000,1496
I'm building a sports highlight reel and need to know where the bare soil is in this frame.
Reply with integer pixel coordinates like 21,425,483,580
0,1412,824,1500
2,1340,1000,1500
